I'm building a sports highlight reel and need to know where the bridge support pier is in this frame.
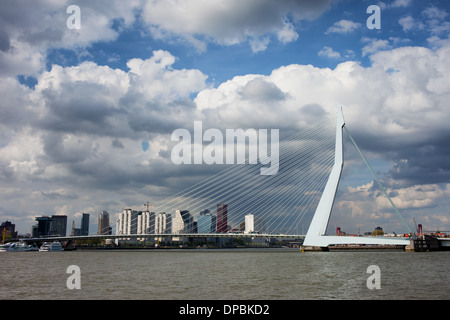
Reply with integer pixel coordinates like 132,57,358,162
62,240,77,251
405,235,440,252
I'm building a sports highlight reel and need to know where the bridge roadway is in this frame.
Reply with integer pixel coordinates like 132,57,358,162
23,234,449,250
20,233,306,242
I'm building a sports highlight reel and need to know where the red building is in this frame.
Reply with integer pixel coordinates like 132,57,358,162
216,204,228,233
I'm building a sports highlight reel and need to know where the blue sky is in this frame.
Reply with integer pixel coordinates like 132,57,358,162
1,0,450,235
40,0,447,85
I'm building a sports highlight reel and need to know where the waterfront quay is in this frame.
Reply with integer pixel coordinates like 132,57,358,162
12,231,450,252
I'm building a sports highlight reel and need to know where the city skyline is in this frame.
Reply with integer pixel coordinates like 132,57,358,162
111,205,273,241
1,1,450,235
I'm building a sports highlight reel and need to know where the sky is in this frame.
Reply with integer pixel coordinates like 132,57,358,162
1,0,450,236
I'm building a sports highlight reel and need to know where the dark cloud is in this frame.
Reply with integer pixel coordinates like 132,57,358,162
347,126,450,186
126,99,198,135
40,132,92,166
111,139,124,149
300,104,327,123
242,78,287,102
40,190,79,200
0,29,10,52
43,87,117,125
143,0,334,51
388,140,450,185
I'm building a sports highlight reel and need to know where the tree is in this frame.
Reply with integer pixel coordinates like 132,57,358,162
372,227,384,236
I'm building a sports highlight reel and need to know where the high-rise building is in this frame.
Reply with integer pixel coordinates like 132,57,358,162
81,213,89,236
172,209,194,242
155,212,171,234
34,216,53,237
173,210,194,234
244,214,265,234
115,209,172,243
181,210,194,233
50,215,67,236
116,209,139,236
197,209,216,233
137,211,155,241
217,204,228,233
137,211,155,234
172,210,185,234
98,211,111,235
155,212,171,244
0,221,18,239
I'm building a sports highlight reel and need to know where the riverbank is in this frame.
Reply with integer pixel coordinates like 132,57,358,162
75,245,298,251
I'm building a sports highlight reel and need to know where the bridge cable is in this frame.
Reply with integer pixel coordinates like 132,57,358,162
111,118,336,237
343,125,413,235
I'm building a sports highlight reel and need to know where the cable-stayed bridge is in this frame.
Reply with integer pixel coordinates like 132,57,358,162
302,107,411,249
21,107,415,249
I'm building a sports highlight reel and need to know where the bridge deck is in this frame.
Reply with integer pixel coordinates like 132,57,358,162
20,233,305,242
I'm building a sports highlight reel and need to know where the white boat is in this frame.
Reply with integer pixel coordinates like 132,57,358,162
5,242,38,252
39,241,63,252
0,243,11,252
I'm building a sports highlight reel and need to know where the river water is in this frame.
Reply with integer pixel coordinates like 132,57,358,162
1,248,449,300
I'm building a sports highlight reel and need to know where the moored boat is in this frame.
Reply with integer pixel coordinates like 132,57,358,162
4,242,38,252
0,243,11,252
39,241,63,252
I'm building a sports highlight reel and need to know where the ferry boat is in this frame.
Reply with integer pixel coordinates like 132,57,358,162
1,242,38,252
39,241,63,252
0,243,11,252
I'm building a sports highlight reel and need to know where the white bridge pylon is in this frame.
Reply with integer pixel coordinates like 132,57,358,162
302,107,411,248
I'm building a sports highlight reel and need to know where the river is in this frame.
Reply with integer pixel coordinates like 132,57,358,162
1,248,449,300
